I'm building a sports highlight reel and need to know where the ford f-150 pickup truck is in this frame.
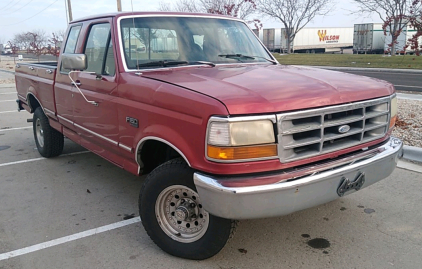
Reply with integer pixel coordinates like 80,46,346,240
15,12,403,260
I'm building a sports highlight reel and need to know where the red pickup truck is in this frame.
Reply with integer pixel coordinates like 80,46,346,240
15,12,403,260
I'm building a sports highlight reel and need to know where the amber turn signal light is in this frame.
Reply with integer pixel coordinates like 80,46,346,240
389,115,397,129
207,144,277,160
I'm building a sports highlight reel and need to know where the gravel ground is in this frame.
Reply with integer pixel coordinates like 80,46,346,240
393,99,422,148
0,57,17,84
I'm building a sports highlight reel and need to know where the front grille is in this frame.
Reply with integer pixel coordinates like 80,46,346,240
277,96,391,163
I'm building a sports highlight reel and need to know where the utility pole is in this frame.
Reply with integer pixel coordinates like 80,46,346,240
117,0,122,11
66,0,73,22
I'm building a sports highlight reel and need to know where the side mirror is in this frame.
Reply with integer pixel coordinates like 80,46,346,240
62,53,87,70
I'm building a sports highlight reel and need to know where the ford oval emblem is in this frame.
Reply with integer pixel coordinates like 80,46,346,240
338,125,351,134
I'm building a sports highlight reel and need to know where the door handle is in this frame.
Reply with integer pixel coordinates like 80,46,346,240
46,69,53,74
29,66,35,71
71,81,81,86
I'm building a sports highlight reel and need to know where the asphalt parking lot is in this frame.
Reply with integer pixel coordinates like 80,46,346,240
1,83,422,269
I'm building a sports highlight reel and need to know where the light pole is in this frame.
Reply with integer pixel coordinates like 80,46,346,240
66,0,73,22
117,0,122,11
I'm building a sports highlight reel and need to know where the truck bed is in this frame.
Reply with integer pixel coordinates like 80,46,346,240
15,61,58,117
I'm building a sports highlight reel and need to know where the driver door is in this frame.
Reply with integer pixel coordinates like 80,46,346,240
71,21,120,161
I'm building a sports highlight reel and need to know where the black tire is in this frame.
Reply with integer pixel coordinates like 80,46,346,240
33,107,64,158
139,158,236,260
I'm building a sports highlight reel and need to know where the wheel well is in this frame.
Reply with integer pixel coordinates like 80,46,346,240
27,94,41,113
138,140,183,174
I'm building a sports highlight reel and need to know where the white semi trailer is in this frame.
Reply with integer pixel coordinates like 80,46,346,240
353,23,385,54
257,27,353,53
384,24,422,54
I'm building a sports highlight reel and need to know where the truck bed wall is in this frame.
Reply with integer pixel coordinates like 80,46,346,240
15,62,58,117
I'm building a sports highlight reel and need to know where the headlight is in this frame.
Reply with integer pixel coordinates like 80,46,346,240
389,95,397,129
206,116,277,161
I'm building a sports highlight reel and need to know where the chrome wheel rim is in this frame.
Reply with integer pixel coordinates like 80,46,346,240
155,185,209,243
35,118,44,147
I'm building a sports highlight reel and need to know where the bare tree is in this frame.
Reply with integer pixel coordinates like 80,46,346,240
351,0,421,55
12,32,32,50
408,0,422,55
159,0,201,13
256,0,331,53
25,30,48,62
158,0,257,20
46,31,65,58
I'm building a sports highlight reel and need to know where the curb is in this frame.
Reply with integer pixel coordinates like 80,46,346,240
0,69,15,74
397,93,422,101
403,145,422,163
301,66,422,74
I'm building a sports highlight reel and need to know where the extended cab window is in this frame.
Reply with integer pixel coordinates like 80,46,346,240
84,23,115,76
61,25,81,72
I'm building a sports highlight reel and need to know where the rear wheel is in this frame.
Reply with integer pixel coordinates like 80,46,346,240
139,158,235,260
33,107,64,158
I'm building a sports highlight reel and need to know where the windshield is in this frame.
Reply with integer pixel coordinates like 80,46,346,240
119,16,272,69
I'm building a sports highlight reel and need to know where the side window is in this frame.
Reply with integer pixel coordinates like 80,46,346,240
84,23,115,76
104,40,115,76
61,25,81,72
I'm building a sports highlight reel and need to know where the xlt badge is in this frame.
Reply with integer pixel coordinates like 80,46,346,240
126,117,139,128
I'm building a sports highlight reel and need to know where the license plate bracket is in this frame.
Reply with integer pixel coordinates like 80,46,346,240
337,172,365,197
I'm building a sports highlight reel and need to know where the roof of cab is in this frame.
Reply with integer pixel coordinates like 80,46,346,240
70,11,239,23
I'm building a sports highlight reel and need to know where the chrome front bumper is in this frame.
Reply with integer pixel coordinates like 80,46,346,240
194,137,403,220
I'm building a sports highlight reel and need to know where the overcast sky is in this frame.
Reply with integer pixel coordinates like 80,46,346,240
0,0,381,43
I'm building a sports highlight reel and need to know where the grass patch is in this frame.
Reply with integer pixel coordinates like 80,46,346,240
272,53,422,69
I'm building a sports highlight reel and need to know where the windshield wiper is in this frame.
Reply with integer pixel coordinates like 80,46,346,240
218,54,255,60
218,54,277,65
137,60,188,68
190,61,216,67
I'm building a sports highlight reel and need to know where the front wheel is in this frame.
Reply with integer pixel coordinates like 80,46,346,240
139,158,235,260
33,107,64,158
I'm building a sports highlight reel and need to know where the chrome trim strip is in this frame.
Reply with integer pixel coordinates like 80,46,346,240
44,108,55,116
135,136,191,173
57,115,74,125
116,15,277,72
74,123,118,146
119,143,132,152
209,115,277,123
205,115,278,163
17,94,27,101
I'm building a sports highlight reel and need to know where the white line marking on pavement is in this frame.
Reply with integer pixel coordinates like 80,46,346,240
0,92,16,95
0,110,18,114
0,151,90,167
395,85,421,89
0,126,32,132
0,100,16,102
0,217,141,261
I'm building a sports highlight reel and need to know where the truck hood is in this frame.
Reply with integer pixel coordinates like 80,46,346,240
140,64,395,115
